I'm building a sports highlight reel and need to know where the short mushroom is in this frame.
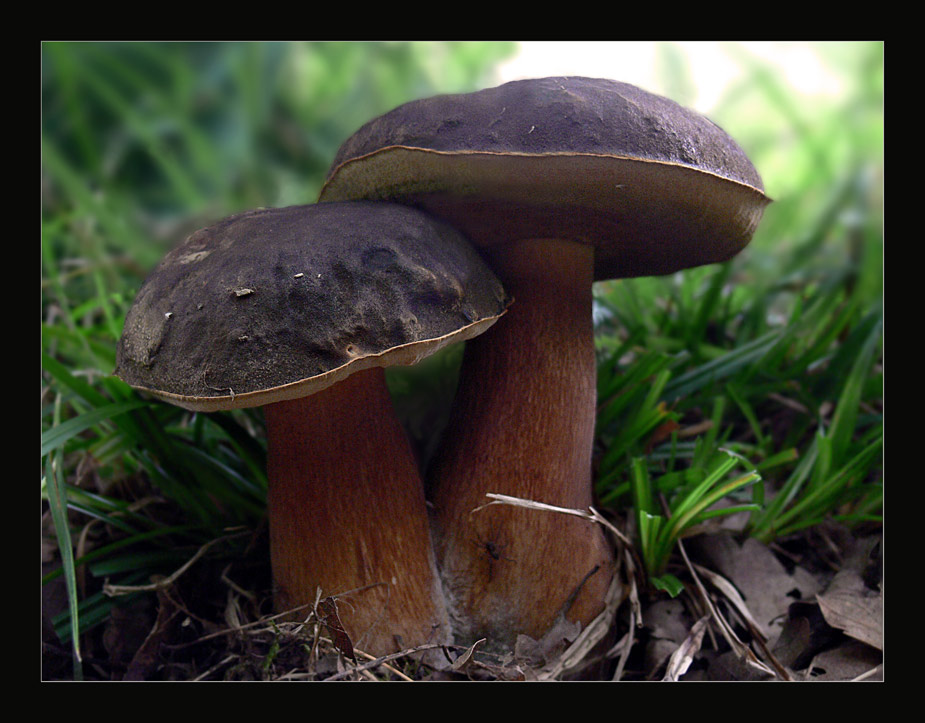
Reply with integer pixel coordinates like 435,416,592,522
319,77,770,648
115,201,510,658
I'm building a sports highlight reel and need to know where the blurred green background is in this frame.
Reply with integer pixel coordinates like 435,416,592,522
41,40,883,372
41,41,883,674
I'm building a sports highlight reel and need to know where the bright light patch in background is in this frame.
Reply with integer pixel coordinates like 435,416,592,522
497,41,845,114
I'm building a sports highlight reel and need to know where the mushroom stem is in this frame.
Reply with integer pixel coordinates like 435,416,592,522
265,366,450,657
428,239,615,647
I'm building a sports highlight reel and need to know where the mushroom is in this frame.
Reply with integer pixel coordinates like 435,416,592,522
319,77,770,648
115,201,510,658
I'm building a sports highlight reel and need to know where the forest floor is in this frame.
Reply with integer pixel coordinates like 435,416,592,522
41,515,882,682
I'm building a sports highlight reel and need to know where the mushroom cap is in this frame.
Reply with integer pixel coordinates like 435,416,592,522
115,202,511,411
319,76,771,280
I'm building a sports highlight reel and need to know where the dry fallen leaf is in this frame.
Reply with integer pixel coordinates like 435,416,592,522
662,614,710,681
687,532,821,642
804,639,883,681
816,568,883,651
514,616,582,668
448,638,486,672
316,596,356,663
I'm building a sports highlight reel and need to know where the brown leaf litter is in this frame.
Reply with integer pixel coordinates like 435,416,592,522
43,492,882,681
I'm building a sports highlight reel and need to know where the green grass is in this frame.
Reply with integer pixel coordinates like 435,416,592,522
593,263,883,583
590,42,883,584
41,41,883,678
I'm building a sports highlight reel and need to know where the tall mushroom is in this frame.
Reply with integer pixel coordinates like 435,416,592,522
115,201,510,658
319,77,770,649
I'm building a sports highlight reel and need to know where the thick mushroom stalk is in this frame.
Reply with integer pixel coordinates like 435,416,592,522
266,367,449,655
428,239,613,645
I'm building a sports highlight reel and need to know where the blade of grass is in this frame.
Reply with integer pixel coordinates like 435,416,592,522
725,382,767,449
770,433,882,537
41,399,148,457
666,469,761,544
42,524,197,585
826,308,882,462
44,401,83,679
747,432,820,540
662,329,782,402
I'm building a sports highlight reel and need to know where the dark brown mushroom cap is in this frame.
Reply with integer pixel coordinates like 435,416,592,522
319,76,771,280
115,202,510,411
